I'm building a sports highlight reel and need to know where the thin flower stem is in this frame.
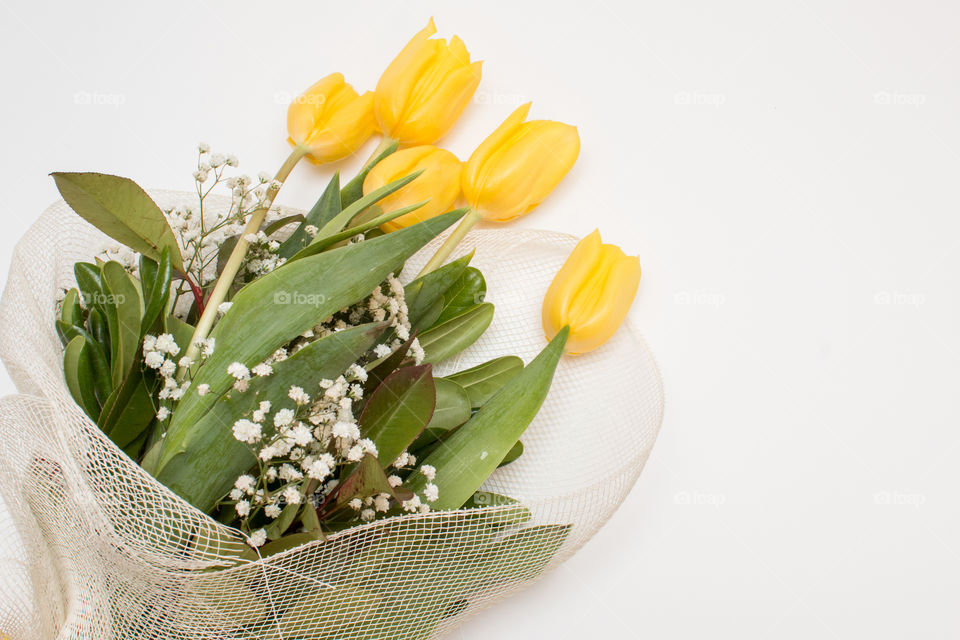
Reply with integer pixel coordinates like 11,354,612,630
177,144,309,378
417,208,481,277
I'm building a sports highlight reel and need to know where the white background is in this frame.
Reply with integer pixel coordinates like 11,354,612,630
1,1,959,638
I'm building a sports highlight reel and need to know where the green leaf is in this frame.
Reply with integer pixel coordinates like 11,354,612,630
425,377,471,432
74,262,105,316
340,140,398,207
51,172,183,271
87,307,110,364
418,303,495,364
444,356,524,409
434,267,486,326
290,171,424,262
264,213,305,236
403,252,472,330
498,440,523,467
277,172,341,259
335,454,414,509
407,327,568,510
409,378,471,452
149,324,384,511
362,334,414,399
166,209,466,449
102,373,156,450
265,584,379,640
265,501,301,541
60,288,83,328
359,364,435,468
63,336,99,418
255,531,323,559
139,251,171,335
100,261,143,387
305,201,434,254
164,315,195,358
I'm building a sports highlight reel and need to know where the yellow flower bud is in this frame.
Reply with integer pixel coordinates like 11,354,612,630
375,18,482,146
363,146,462,232
287,73,376,164
462,102,580,223
542,231,641,355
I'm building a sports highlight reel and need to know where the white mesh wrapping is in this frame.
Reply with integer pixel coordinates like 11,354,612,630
0,192,664,640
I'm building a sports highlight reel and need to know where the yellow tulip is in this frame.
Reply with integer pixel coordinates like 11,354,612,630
375,18,482,146
462,102,580,222
542,231,641,355
363,145,462,232
287,73,377,164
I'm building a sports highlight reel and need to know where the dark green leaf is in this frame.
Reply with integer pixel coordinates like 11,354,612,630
359,364,436,468
444,356,524,409
362,334,414,398
403,253,472,330
139,250,172,335
418,303,495,364
74,262,105,315
277,172,341,259
103,374,156,450
434,267,486,326
51,172,183,270
335,454,414,509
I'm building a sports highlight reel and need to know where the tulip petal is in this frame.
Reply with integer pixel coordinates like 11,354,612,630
462,102,532,208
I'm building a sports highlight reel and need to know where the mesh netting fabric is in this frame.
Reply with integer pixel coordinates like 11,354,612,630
0,192,663,640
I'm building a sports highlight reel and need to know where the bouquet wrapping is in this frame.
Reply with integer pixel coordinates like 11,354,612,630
0,192,662,639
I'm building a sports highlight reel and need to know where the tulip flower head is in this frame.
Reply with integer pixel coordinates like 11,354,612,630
375,18,482,146
363,145,462,232
462,102,580,223
542,231,641,355
287,73,377,164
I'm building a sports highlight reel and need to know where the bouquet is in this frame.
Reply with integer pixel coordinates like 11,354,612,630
0,19,663,640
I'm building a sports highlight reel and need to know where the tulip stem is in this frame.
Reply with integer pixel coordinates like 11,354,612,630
364,136,398,166
417,208,482,277
177,144,309,379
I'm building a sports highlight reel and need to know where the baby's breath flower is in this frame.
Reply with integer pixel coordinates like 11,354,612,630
232,419,262,444
248,529,266,548
227,362,250,380
252,363,273,377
